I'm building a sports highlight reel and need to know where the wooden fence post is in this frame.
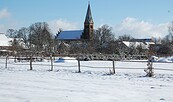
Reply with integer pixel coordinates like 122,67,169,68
112,60,115,74
30,55,33,70
50,54,53,71
78,59,81,73
5,55,8,68
14,55,17,63
149,61,154,77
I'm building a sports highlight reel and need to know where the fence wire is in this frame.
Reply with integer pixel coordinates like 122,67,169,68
0,57,173,72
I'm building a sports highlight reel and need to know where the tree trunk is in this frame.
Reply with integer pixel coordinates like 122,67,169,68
50,54,53,71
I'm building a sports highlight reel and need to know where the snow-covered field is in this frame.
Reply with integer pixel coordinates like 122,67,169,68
0,58,173,102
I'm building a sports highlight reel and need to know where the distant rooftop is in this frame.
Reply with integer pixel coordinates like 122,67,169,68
130,38,153,42
0,33,12,46
58,30,83,40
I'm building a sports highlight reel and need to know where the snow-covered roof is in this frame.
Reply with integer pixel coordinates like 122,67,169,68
58,30,83,40
122,40,155,49
0,34,12,46
122,41,130,47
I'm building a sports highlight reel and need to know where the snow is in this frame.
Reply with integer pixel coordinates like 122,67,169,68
122,40,153,49
157,56,173,63
149,56,173,63
55,57,77,63
0,34,11,46
0,58,173,102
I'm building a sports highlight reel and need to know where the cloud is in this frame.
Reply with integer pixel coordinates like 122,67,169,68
0,8,10,33
0,24,5,33
0,22,18,34
113,17,169,38
48,19,80,34
0,8,10,19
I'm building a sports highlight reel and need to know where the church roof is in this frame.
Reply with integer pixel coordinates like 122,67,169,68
58,30,83,40
84,3,93,24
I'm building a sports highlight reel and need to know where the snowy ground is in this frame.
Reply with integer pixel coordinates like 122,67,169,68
0,58,173,102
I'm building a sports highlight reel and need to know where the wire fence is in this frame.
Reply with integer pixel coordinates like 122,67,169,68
0,56,173,76
122,60,173,71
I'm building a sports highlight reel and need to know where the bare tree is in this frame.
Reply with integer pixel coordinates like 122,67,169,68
118,34,133,41
162,21,173,44
94,24,115,53
6,29,18,38
161,21,173,55
11,38,24,59
157,45,172,55
168,21,173,40
17,27,29,45
28,22,53,53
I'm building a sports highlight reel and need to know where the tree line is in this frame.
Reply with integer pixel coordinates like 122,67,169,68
5,21,173,57
69,22,173,56
6,22,55,56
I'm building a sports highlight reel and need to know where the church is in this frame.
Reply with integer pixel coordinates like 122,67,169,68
57,3,94,41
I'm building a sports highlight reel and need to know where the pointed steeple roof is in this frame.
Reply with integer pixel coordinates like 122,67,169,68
84,2,94,24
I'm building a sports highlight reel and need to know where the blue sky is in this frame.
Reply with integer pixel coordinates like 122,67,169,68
1,0,173,38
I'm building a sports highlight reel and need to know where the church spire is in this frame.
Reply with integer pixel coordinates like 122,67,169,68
84,2,94,24
82,2,94,41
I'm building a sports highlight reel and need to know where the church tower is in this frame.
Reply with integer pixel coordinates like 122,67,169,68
82,2,94,41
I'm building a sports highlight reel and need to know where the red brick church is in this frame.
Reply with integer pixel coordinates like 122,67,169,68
57,3,94,41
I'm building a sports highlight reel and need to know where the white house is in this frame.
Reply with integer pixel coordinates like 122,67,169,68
0,33,27,55
0,33,12,51
122,38,155,49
